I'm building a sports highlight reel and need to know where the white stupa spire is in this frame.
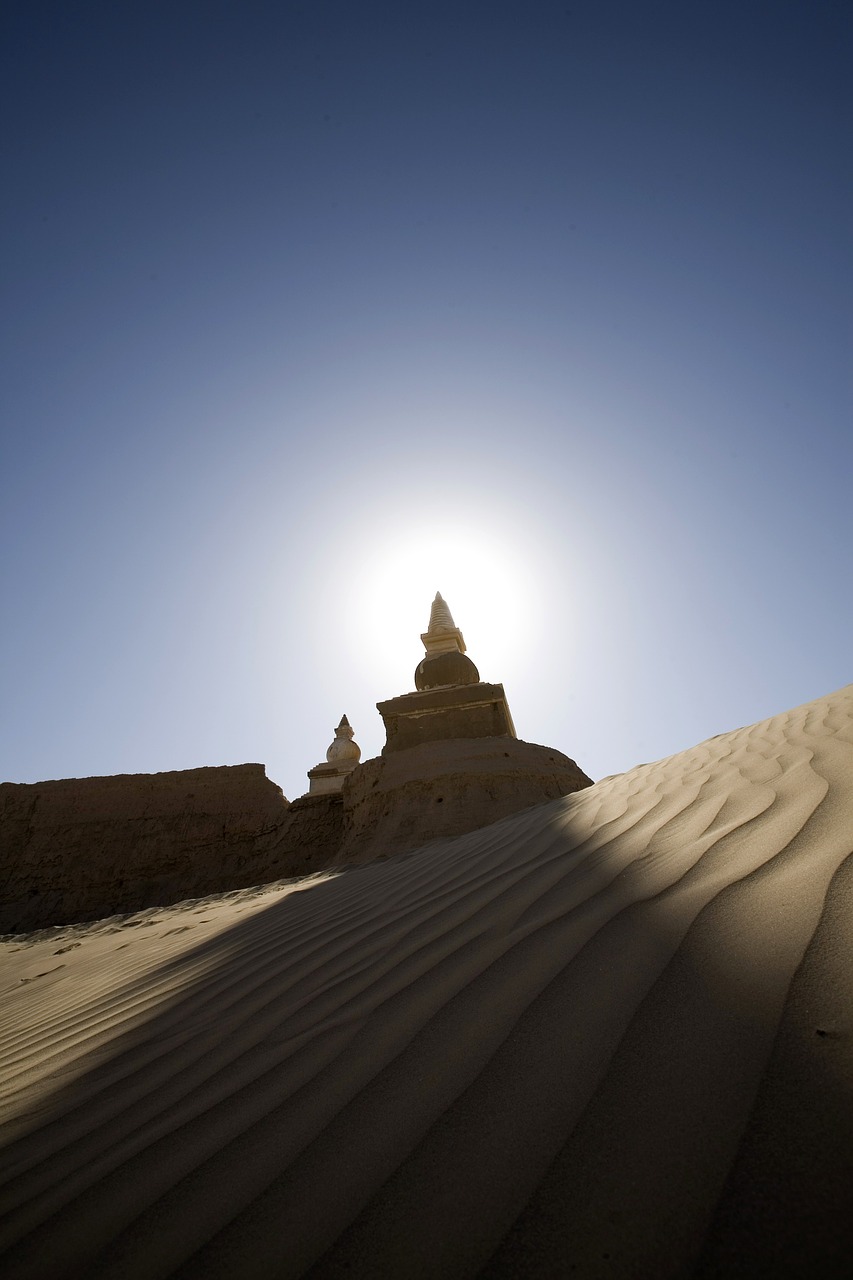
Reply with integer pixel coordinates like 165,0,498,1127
426,592,457,635
420,592,466,656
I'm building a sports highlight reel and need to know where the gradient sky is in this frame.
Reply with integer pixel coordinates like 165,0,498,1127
2,1,850,799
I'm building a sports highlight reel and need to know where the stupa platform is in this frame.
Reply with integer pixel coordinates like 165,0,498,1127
378,682,516,753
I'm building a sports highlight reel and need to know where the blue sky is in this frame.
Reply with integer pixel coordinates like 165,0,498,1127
2,1,850,797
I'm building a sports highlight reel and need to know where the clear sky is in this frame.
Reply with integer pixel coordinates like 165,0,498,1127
2,1,850,798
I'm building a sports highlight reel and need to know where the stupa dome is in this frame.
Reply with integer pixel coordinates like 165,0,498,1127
415,650,480,690
326,715,361,765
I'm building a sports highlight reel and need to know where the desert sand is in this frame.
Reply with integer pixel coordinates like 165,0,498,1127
1,685,851,1278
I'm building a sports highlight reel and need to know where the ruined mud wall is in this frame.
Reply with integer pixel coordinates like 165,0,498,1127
1,738,593,933
0,766,337,933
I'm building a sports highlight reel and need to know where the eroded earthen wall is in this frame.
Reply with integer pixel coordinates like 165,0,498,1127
0,766,319,933
1,740,593,933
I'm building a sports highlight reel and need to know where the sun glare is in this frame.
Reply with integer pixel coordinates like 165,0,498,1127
347,522,543,693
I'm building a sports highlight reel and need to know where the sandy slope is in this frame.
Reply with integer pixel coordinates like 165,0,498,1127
1,686,851,1279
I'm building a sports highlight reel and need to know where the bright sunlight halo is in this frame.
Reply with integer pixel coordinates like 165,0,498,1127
346,523,542,695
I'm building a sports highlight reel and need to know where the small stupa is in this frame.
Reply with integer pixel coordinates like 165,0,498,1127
306,715,361,795
377,593,516,753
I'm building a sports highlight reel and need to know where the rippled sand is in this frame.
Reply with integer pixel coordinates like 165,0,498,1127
2,685,851,1278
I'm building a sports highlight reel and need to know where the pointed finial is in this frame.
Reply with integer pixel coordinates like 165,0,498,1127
426,591,457,635
420,592,466,656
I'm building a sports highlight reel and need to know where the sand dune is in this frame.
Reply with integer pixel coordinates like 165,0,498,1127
1,685,851,1278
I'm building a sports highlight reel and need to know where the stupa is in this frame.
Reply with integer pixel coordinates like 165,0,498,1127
332,593,593,864
0,593,593,930
306,714,361,795
378,593,516,752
